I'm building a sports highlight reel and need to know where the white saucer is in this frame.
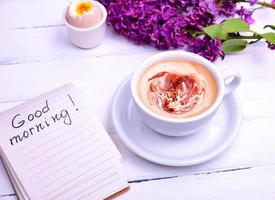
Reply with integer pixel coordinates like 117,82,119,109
111,76,242,166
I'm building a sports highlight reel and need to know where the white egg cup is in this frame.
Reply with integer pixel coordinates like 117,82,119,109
64,0,107,49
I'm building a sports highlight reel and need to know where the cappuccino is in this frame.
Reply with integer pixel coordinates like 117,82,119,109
137,59,218,118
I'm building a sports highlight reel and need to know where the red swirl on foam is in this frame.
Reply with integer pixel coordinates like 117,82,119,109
147,71,205,114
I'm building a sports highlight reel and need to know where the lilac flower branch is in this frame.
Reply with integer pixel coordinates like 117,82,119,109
100,0,275,62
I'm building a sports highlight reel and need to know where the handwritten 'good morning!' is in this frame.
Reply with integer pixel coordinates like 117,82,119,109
9,94,78,146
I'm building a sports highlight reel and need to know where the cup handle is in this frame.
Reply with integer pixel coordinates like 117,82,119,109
222,69,241,96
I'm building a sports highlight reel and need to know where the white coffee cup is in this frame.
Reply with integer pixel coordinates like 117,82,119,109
131,51,241,137
63,0,107,49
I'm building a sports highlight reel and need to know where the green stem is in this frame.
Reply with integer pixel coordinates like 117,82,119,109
248,38,261,44
227,35,262,40
255,1,275,9
195,30,263,40
237,0,275,9
193,27,265,43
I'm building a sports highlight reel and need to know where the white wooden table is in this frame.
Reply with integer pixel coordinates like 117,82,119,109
1,1,275,199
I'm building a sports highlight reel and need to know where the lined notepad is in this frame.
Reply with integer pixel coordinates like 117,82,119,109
0,84,128,200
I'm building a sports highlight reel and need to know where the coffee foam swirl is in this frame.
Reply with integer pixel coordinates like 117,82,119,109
137,59,218,118
148,72,206,114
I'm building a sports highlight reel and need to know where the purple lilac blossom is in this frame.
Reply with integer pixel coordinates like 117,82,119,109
236,6,255,24
214,0,258,21
107,0,218,60
214,0,237,16
188,36,224,62
99,0,110,7
267,42,275,50
245,0,258,6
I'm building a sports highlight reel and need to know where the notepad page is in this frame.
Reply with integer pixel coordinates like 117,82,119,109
0,84,128,200
0,153,28,200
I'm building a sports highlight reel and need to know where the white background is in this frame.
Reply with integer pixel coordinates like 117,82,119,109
0,0,275,199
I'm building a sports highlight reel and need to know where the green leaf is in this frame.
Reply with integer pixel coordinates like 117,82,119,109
203,24,228,40
222,39,247,53
264,25,275,31
222,19,250,33
261,32,275,44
